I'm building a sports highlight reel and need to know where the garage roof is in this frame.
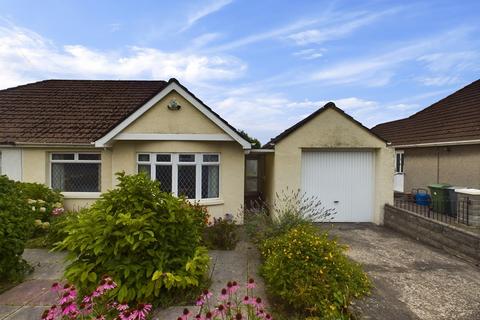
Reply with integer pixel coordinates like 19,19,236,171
263,102,386,148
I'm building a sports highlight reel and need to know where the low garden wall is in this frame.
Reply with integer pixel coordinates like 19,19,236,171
384,204,480,264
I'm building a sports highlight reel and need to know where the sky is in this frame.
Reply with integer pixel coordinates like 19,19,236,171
0,0,479,143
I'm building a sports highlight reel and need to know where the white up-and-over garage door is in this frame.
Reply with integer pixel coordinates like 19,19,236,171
301,150,375,222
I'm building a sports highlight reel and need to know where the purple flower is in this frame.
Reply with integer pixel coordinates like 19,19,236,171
50,282,61,292
219,288,228,301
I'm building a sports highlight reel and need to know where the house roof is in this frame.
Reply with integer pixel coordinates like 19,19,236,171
0,78,247,146
263,102,386,148
371,79,480,147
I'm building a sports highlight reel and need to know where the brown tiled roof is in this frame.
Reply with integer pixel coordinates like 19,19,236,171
371,79,480,146
0,79,171,145
263,102,386,148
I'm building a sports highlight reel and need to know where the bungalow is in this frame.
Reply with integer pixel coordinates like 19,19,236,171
0,78,392,223
371,79,480,193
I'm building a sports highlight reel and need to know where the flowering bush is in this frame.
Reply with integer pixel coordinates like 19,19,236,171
43,276,152,320
203,214,238,250
178,278,272,320
55,172,210,303
17,182,63,222
245,188,335,244
0,175,34,282
260,226,370,319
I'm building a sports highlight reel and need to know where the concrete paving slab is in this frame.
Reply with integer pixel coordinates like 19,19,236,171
0,306,20,320
4,306,46,320
0,280,52,306
22,249,67,281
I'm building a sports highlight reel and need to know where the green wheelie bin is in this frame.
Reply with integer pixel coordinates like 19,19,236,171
428,183,451,214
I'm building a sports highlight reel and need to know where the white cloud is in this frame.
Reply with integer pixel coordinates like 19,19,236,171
0,25,246,89
416,76,460,86
212,90,380,143
180,0,233,32
293,48,324,60
417,51,479,72
286,8,400,46
306,27,476,87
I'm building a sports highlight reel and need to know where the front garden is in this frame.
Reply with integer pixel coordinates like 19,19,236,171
0,173,371,319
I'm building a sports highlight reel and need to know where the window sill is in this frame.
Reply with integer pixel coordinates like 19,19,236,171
188,198,224,206
61,192,102,199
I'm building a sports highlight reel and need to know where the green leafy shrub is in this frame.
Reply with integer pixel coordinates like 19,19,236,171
245,188,335,243
203,214,238,250
0,175,34,282
17,182,63,222
260,226,371,319
55,172,210,303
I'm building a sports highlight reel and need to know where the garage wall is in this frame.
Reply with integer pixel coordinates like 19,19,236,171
269,107,393,224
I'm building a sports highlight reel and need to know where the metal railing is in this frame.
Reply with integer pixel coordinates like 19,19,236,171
393,196,473,226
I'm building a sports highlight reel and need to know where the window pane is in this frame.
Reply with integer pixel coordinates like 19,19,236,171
78,154,101,161
156,154,171,162
246,159,258,177
52,153,74,160
203,154,219,162
138,154,150,162
138,164,151,177
178,165,196,198
51,163,100,192
156,165,172,193
202,165,219,198
246,177,258,193
179,154,195,162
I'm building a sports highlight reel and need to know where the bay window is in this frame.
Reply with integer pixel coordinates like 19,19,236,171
137,153,220,200
50,153,101,192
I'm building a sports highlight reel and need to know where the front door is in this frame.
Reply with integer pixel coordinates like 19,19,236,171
394,150,404,192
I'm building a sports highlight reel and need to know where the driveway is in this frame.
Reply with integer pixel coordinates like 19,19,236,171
328,223,480,320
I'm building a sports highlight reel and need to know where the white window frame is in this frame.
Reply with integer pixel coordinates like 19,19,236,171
49,152,102,193
136,152,220,200
395,150,404,174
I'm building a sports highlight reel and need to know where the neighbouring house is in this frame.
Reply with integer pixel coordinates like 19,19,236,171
0,78,393,223
371,79,480,193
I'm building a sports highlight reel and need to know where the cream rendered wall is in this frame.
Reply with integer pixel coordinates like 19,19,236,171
270,108,393,225
123,91,224,134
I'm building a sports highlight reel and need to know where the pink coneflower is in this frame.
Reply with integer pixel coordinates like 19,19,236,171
226,281,234,294
115,303,129,311
82,294,92,304
180,308,191,320
231,281,240,293
253,297,263,308
205,311,213,319
99,276,117,290
59,289,76,304
131,303,152,320
195,295,205,306
247,278,256,289
242,296,251,305
219,288,228,301
119,310,133,320
61,301,78,316
235,313,243,320
94,316,106,320
215,304,226,317
202,289,213,300
51,282,61,292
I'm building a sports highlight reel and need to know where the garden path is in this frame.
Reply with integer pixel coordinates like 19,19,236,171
0,241,267,320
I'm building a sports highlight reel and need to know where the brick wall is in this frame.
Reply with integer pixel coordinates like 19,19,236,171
384,204,480,264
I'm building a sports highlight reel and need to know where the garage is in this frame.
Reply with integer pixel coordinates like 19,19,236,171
301,150,374,222
262,102,393,225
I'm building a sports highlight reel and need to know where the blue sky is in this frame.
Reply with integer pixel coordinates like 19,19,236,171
0,0,479,143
